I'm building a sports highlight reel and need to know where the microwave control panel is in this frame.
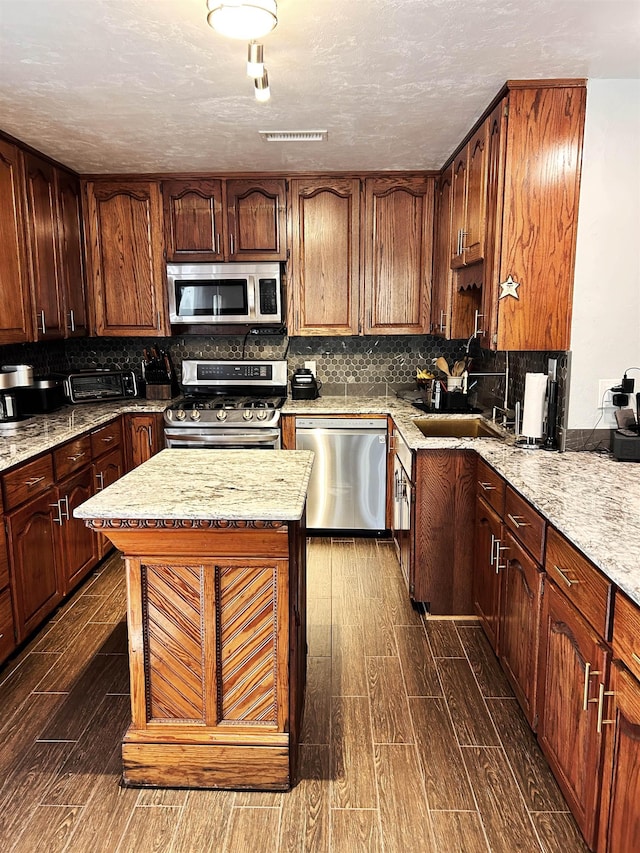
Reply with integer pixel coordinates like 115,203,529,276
259,279,278,315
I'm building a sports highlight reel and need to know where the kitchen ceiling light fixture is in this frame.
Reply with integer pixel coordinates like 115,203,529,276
254,69,270,102
246,42,264,78
206,1,278,40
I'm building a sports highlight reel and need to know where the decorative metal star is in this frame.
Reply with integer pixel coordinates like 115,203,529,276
499,275,521,300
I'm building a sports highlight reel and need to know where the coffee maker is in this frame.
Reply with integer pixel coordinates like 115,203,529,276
0,390,19,422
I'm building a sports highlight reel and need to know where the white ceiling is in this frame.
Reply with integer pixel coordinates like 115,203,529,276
1,0,639,175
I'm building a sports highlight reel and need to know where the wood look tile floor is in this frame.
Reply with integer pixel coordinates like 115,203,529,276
0,539,591,853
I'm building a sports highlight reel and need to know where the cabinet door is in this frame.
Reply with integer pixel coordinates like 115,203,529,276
496,85,586,350
289,177,361,335
85,180,167,335
479,100,506,350
499,530,544,727
537,580,609,848
392,455,413,594
6,489,63,642
93,445,125,559
163,179,225,261
463,121,489,265
363,176,433,335
56,169,88,337
597,662,640,853
473,496,503,652
430,166,453,336
126,413,164,470
450,151,467,269
226,178,286,260
0,139,32,344
57,466,98,593
23,152,65,340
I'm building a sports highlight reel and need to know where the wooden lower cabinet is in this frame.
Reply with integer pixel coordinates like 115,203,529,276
537,580,609,849
473,496,503,652
56,466,98,593
499,529,544,728
6,488,64,643
126,413,164,469
93,444,125,559
413,450,475,613
597,661,640,853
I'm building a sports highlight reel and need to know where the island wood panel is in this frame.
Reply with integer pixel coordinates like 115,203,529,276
496,85,586,351
363,176,433,334
0,138,33,344
289,177,361,335
84,180,167,335
413,450,475,614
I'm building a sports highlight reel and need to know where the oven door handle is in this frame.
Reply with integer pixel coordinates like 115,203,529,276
165,430,280,445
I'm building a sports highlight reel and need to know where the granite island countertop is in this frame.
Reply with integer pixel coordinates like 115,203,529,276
74,448,315,522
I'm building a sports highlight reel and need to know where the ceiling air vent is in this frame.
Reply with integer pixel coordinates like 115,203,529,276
259,130,328,143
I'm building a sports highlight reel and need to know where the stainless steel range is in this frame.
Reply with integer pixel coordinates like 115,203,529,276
164,359,287,450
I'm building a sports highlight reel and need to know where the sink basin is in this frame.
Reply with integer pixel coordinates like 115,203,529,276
412,417,505,439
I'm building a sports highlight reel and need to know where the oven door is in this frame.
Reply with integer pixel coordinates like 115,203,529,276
164,427,281,450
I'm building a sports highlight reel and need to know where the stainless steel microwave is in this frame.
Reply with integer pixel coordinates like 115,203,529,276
166,262,283,326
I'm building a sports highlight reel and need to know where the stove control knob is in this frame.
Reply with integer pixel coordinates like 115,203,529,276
216,410,227,421
243,410,254,421
190,409,201,421
175,410,187,421
256,410,269,421
165,409,173,421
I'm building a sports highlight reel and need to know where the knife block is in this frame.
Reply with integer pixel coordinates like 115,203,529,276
145,382,173,400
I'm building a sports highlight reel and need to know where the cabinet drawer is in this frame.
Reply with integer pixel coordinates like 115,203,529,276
476,458,505,515
545,527,612,638
91,418,123,458
612,590,640,682
53,435,92,480
2,454,55,511
505,487,545,564
0,587,16,663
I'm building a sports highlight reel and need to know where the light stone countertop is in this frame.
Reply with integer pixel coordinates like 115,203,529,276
2,395,639,607
74,449,314,522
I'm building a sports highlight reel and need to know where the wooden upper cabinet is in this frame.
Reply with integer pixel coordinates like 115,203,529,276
56,169,88,337
495,83,586,351
226,178,286,260
0,139,32,344
85,180,167,336
163,179,225,261
430,165,453,336
289,177,361,336
363,176,434,335
163,177,286,262
450,152,467,268
22,152,65,340
463,122,489,265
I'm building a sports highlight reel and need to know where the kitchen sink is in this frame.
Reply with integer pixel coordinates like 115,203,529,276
412,417,505,439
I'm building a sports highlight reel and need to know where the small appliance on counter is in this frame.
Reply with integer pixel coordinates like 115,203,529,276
612,402,640,461
64,369,138,403
0,389,20,423
291,368,320,400
15,377,66,414
0,364,35,424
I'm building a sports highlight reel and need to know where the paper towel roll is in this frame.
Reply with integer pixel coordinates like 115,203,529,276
522,373,547,439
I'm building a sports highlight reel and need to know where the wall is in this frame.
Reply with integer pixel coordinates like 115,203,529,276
567,79,640,447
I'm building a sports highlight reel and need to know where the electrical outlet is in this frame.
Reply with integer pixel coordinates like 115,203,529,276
304,360,316,377
597,378,622,428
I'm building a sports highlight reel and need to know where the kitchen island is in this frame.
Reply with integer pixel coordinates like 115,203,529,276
74,448,314,791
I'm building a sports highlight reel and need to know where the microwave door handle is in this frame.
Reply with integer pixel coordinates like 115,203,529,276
247,278,256,318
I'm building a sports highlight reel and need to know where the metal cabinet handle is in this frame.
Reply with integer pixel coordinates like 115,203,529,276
439,310,446,332
489,533,496,567
582,662,600,711
495,542,509,572
61,495,70,521
96,471,105,491
38,309,47,335
507,513,530,529
230,234,235,256
68,309,75,333
216,233,221,254
67,452,86,462
147,426,153,448
25,476,45,488
596,682,615,734
473,309,485,337
479,481,496,491
553,564,579,587
50,500,63,525
101,435,114,444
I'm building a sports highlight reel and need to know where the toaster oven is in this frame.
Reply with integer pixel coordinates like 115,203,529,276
64,370,138,403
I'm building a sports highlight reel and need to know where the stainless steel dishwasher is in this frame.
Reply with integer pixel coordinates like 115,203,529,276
295,417,388,532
